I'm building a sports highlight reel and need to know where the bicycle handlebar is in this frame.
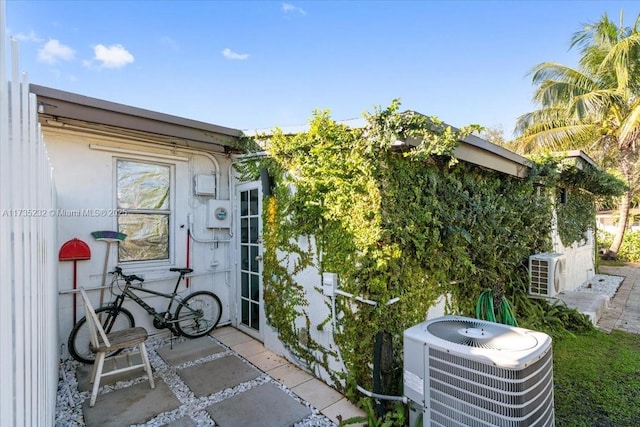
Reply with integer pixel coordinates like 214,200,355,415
110,266,144,284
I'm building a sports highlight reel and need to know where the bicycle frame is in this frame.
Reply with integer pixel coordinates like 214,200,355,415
69,266,221,364
105,274,185,332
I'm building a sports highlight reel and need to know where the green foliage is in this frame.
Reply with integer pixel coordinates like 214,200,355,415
515,297,593,339
556,189,594,247
599,229,640,262
557,158,627,197
239,101,605,422
528,151,623,247
554,329,640,426
342,399,406,427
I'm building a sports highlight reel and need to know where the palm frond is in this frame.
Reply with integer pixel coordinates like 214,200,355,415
530,63,598,90
571,89,623,120
617,100,640,150
515,108,571,136
570,13,619,53
514,119,597,154
599,33,640,93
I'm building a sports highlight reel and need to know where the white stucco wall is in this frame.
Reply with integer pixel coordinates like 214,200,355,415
44,127,235,358
551,226,596,292
261,234,447,387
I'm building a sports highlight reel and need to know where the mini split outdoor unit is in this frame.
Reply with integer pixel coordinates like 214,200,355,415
529,253,566,298
404,316,554,427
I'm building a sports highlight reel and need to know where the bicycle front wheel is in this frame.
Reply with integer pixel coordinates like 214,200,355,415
67,307,135,364
175,291,222,338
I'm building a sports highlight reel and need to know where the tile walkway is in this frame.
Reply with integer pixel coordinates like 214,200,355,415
58,326,365,426
597,264,640,334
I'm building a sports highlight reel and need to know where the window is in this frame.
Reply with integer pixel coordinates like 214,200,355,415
116,160,171,262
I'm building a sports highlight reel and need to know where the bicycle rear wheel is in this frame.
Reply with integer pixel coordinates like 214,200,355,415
174,291,222,338
67,307,135,364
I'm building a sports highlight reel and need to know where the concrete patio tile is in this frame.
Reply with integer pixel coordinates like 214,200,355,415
247,351,288,372
213,329,254,347
76,353,147,392
231,339,267,358
83,379,179,427
322,397,367,426
156,336,224,366
292,378,344,410
210,325,236,338
178,355,260,397
267,363,314,389
205,382,311,427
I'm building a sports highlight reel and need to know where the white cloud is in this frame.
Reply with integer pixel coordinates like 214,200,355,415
13,30,43,43
93,44,134,68
282,3,306,15
222,48,249,60
38,39,75,64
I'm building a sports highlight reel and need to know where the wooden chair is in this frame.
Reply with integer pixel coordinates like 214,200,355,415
79,287,155,407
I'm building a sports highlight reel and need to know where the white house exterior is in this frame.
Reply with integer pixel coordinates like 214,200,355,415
31,83,601,398
31,85,252,355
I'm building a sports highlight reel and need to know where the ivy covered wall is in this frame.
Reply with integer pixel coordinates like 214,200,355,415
238,102,623,401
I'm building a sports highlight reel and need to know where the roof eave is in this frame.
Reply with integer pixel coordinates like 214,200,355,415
30,84,244,151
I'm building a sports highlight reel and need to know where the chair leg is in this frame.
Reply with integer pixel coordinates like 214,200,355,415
89,352,106,407
90,356,98,384
139,342,155,389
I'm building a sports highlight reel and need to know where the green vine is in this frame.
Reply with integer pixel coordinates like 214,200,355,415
237,101,619,419
556,189,595,247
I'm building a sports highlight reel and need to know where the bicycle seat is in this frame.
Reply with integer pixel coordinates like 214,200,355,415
170,268,193,274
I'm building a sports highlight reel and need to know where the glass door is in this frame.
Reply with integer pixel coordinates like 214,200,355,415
236,182,263,340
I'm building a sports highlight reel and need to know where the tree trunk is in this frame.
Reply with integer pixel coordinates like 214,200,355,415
606,190,631,259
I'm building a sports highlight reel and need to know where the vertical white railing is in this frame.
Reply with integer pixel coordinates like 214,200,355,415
0,0,58,425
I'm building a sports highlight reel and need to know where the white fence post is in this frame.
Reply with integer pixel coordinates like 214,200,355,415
0,0,59,425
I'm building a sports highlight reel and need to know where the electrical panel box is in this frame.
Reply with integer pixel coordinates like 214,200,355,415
207,200,231,228
195,174,216,197
322,272,338,297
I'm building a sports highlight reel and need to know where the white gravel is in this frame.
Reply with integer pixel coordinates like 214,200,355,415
55,335,337,426
575,274,624,299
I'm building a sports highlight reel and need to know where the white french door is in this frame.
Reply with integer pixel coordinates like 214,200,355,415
235,182,264,340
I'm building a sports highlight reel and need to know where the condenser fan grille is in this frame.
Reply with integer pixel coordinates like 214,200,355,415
426,319,539,351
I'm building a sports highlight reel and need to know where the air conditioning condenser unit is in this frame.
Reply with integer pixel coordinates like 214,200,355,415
404,315,554,426
529,253,566,298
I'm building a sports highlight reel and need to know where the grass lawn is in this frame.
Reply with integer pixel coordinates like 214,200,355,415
554,329,640,426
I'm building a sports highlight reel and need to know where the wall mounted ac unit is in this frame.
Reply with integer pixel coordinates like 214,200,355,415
404,315,554,427
529,253,566,297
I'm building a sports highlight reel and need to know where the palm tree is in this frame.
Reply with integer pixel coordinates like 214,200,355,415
514,11,640,259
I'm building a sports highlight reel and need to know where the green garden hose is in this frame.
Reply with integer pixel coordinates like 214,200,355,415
476,289,518,326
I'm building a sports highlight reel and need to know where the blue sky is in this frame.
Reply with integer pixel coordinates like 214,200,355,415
5,1,640,137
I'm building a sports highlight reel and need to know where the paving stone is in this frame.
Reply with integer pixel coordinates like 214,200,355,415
178,355,261,397
157,336,224,366
322,398,367,426
247,351,287,372
213,330,254,347
268,363,313,389
82,379,179,427
231,339,267,358
205,382,311,427
292,378,344,410
76,353,146,392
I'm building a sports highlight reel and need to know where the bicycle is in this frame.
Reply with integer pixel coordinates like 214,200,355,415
68,266,222,364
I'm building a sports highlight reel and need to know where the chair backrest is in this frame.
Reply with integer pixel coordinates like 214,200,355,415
79,287,111,348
